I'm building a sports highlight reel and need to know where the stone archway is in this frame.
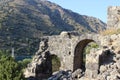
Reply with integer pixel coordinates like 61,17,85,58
73,39,95,71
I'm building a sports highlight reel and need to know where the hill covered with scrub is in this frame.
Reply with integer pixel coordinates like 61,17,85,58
0,0,106,56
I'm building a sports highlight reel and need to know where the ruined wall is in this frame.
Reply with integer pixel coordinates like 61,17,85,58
24,32,101,78
47,33,74,70
46,32,100,71
107,6,120,28
24,6,120,80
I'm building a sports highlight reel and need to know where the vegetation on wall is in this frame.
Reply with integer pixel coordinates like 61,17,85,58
83,42,99,64
51,55,61,72
100,27,120,35
84,42,99,54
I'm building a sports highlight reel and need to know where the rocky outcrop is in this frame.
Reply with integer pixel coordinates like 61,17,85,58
48,70,72,80
85,48,120,80
47,48,120,80
48,69,84,80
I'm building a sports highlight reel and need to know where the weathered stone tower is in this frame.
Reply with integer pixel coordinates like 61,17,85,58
107,6,120,28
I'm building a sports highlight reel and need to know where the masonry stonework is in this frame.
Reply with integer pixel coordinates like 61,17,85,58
24,6,120,80
107,6,120,28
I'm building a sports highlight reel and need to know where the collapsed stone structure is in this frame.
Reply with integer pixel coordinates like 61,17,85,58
107,6,120,28
24,6,120,80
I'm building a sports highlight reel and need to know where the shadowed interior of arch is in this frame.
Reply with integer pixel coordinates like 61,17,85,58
73,39,95,71
51,54,61,72
35,54,61,78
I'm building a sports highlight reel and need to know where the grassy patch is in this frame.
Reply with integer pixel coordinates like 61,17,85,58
84,42,99,54
99,28,120,35
83,42,99,63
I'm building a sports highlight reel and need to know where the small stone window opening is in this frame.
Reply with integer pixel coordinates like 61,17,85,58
117,10,120,15
69,51,71,55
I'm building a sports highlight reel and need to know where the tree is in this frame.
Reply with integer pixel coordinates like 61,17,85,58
0,52,25,80
18,58,31,69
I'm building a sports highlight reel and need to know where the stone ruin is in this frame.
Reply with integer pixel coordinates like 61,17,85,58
107,6,120,28
24,6,120,80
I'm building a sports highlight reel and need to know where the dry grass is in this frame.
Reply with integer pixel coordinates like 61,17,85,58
99,27,120,35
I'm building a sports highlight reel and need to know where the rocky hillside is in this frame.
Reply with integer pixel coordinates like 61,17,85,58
0,0,106,56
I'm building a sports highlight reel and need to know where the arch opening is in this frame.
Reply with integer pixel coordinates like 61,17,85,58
51,54,61,73
98,49,115,73
35,53,61,79
73,39,98,71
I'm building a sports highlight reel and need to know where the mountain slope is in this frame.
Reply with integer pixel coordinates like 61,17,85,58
0,0,106,56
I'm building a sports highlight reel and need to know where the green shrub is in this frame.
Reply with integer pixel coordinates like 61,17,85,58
0,51,26,80
83,42,99,63
51,55,61,72
18,58,32,69
84,42,98,54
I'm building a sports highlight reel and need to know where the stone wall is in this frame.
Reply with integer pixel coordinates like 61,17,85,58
107,6,120,28
24,31,101,78
24,6,120,80
47,32,100,71
24,32,120,79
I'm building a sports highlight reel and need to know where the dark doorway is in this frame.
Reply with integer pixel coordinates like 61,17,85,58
73,39,95,71
51,54,61,72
